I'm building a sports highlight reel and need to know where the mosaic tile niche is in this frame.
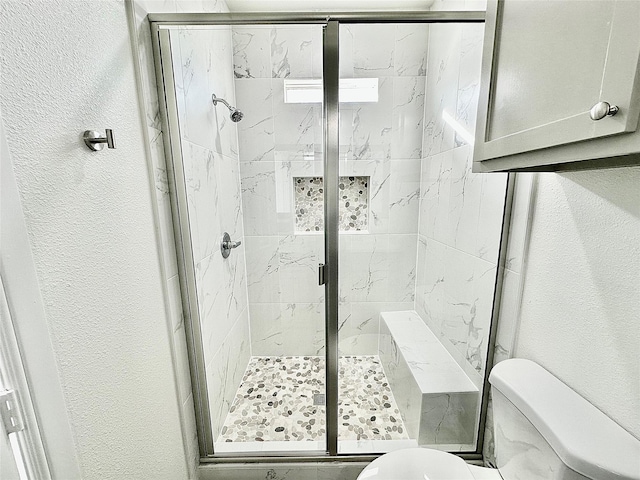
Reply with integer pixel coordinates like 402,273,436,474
294,176,369,232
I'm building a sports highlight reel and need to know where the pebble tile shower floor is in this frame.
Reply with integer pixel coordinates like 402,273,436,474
218,355,409,443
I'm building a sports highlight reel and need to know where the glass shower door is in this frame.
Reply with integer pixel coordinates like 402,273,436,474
164,22,328,455
157,13,505,459
230,23,328,454
334,22,423,454
336,21,506,454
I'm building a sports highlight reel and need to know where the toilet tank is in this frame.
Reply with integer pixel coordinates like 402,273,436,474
488,359,640,480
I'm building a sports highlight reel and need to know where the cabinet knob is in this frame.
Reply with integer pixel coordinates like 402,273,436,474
589,101,619,121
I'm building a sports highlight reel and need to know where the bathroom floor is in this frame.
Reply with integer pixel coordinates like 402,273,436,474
217,355,409,445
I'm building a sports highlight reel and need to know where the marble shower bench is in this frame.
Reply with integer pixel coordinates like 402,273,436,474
378,311,479,446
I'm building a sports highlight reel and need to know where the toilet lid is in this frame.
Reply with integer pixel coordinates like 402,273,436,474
357,448,476,480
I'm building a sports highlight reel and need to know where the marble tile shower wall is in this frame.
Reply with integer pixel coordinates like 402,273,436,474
233,24,428,356
170,27,251,442
233,25,324,357
415,23,507,387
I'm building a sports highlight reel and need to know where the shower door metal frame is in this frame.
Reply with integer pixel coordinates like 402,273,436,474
323,19,341,459
149,10,503,463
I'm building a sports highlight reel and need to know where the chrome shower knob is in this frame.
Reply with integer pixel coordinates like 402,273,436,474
221,232,241,258
589,101,619,121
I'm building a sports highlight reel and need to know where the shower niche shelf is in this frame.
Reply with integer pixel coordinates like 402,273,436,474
294,176,369,233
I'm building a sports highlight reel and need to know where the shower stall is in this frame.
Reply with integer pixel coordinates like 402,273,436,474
151,11,509,460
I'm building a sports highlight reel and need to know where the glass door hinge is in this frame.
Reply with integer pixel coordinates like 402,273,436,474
0,390,24,434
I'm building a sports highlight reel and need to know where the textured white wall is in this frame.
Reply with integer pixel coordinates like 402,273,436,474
514,168,640,439
1,119,82,479
0,1,188,478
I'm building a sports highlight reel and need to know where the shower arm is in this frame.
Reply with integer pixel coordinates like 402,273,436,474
211,93,244,123
212,93,234,111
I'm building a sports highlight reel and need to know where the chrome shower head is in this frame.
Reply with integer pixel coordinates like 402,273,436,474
212,93,244,123
230,109,244,123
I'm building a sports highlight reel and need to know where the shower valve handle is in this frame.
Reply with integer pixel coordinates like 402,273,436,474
224,240,242,249
221,232,241,258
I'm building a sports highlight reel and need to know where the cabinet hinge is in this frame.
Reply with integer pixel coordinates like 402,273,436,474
0,390,24,434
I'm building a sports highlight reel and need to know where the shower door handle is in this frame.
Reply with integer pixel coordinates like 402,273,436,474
318,263,327,285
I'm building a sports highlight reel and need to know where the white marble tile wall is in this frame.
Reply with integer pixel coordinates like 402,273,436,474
206,307,251,439
423,24,462,156
338,301,413,356
170,26,252,442
416,152,505,386
416,22,507,388
234,24,428,356
249,302,326,356
456,23,484,147
174,27,238,162
392,76,426,159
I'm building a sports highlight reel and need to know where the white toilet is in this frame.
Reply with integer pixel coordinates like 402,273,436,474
357,358,640,480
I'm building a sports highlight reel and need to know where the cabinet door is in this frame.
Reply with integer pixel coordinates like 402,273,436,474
474,0,640,167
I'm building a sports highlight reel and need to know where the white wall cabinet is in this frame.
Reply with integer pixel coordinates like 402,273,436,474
473,0,640,172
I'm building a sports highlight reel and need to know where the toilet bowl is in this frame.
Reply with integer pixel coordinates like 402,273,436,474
356,359,640,480
356,448,502,480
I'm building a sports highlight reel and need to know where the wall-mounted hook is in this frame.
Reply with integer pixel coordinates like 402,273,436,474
83,129,115,151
